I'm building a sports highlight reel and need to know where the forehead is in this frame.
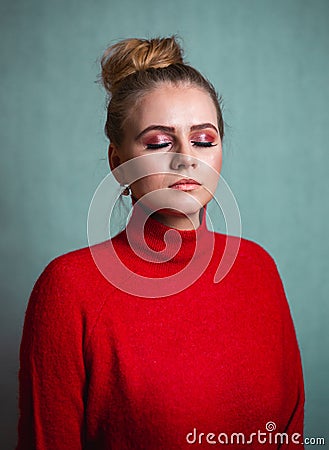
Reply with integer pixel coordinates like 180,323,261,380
128,84,218,132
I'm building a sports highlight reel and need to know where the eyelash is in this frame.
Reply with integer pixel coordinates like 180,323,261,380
146,142,216,150
146,143,171,149
191,141,216,148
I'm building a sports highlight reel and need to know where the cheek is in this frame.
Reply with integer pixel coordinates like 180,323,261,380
200,150,222,192
131,174,167,195
207,148,222,173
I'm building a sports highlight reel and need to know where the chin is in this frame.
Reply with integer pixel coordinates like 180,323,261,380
156,206,202,217
136,189,205,214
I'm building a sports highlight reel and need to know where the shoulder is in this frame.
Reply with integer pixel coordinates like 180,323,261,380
213,231,278,269
213,231,285,294
35,245,98,291
28,243,116,317
212,233,294,323
37,240,121,286
22,243,122,346
238,235,277,267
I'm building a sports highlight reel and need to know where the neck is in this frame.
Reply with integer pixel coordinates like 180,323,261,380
131,195,204,231
151,211,201,230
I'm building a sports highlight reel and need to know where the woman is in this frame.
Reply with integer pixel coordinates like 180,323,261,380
17,36,304,449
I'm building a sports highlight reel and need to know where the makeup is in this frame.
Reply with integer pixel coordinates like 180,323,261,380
169,178,202,191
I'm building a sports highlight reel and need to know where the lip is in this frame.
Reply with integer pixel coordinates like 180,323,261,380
169,178,202,191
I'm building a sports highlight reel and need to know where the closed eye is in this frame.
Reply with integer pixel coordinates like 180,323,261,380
191,141,217,147
146,142,171,149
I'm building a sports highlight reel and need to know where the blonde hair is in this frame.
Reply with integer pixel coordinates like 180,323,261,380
100,36,224,146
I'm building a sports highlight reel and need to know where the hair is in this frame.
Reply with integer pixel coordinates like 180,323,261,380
100,36,224,147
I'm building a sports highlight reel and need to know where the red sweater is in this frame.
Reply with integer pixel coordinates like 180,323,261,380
17,202,304,449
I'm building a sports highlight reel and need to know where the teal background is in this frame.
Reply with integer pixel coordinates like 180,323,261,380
1,0,328,447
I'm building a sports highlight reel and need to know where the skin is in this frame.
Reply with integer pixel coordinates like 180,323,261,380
108,84,222,230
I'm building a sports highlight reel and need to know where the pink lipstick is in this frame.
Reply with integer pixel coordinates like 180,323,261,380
169,178,201,191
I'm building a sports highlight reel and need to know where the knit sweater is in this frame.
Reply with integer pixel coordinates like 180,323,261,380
17,202,305,449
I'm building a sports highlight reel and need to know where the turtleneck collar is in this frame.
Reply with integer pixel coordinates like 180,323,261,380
122,196,212,266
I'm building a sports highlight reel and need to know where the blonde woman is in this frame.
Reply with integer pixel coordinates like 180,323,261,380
17,36,304,449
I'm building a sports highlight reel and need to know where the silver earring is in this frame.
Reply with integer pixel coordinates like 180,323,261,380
121,184,131,196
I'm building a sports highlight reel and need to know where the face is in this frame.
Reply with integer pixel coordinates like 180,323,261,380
109,84,222,228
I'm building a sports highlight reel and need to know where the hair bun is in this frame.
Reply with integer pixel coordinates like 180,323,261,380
100,36,184,95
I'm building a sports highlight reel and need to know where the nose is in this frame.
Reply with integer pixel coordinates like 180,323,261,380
170,141,198,170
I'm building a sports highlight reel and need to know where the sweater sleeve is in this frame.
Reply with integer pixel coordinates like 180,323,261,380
281,302,305,448
16,257,86,450
269,254,305,449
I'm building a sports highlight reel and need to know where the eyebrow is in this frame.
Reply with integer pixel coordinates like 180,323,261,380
135,123,219,140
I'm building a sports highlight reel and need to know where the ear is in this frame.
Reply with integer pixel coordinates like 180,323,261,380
108,144,126,185
108,144,121,171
